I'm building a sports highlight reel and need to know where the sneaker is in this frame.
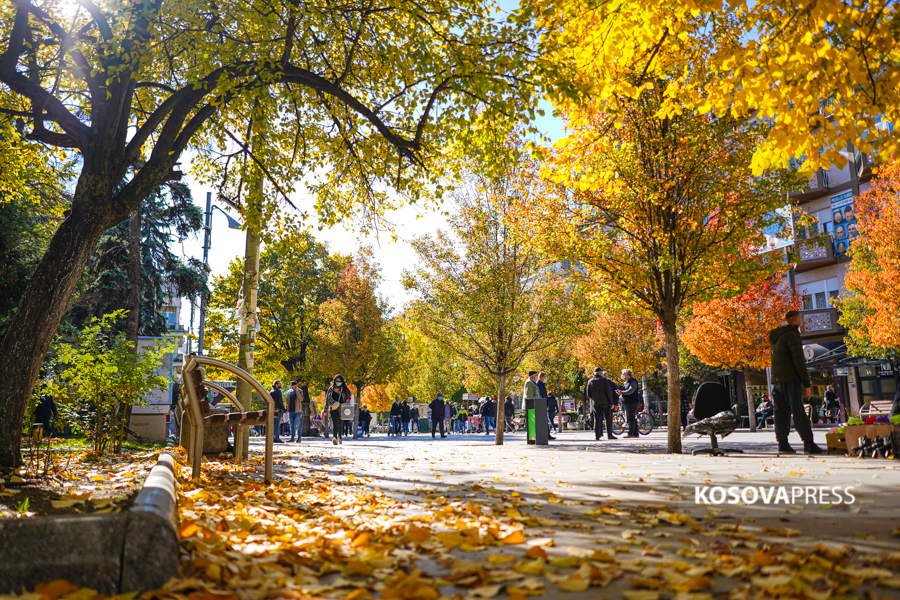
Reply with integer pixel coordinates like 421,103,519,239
288,439,294,443
332,438,338,445
273,439,284,444
607,436,617,440
804,442,824,454
778,442,796,454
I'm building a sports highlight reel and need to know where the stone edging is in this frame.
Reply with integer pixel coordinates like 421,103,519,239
0,438,180,594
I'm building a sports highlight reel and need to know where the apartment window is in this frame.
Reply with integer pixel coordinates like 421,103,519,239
163,311,176,328
798,277,840,310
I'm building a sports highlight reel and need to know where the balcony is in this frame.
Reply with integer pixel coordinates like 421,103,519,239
793,236,837,273
789,169,829,203
800,308,844,338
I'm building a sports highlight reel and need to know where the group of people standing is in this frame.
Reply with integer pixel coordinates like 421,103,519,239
269,374,372,446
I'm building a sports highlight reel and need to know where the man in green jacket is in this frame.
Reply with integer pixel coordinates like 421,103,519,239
523,370,541,402
768,310,823,454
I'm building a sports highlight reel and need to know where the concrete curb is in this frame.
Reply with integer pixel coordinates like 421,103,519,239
0,439,180,594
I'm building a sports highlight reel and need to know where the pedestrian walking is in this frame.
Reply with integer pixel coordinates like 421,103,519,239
824,385,840,423
33,393,58,438
481,397,496,434
326,374,352,445
401,400,411,436
769,310,823,454
270,380,286,443
443,402,453,435
547,392,559,434
410,405,420,433
616,369,641,438
287,381,304,443
680,388,691,431
585,367,616,440
390,397,402,437
360,405,372,437
430,393,446,438
504,396,515,432
457,404,468,433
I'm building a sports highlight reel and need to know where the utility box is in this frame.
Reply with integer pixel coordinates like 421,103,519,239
526,398,549,445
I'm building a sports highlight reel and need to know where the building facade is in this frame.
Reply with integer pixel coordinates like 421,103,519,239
788,144,896,418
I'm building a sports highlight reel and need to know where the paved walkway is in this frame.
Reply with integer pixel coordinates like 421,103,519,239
241,428,900,598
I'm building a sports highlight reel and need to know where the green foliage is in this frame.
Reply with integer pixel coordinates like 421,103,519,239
67,182,206,334
205,231,348,391
44,311,171,453
392,312,467,402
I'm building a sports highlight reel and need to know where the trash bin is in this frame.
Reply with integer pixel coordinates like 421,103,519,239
526,398,549,445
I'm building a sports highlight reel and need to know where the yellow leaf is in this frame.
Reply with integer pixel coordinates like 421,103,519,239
486,554,515,565
469,585,502,598
549,556,581,569
435,531,466,548
513,559,545,575
501,529,526,545
557,572,590,592
406,525,430,543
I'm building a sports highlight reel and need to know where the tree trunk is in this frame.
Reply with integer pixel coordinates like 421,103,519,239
744,370,757,432
117,207,142,452
236,126,264,458
0,206,105,469
353,383,363,440
663,321,682,453
494,371,506,445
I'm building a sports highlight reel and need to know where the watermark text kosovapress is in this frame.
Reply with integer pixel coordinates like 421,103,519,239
694,485,856,505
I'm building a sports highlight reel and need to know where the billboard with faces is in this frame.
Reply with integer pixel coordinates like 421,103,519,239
830,189,856,257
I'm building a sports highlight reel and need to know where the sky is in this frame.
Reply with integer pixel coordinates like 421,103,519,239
174,100,565,334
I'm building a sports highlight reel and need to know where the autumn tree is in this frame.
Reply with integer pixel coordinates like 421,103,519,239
835,160,900,378
0,0,541,467
205,231,347,398
529,75,795,453
574,312,661,383
313,249,399,439
527,0,900,174
682,275,801,429
391,312,466,406
404,153,581,445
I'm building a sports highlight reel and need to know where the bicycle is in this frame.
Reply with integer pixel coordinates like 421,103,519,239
612,404,653,435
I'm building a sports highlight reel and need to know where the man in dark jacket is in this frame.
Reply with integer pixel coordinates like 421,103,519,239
401,401,411,436
410,405,420,433
504,396,515,432
616,369,641,437
769,310,823,454
33,394,58,438
359,406,372,437
430,393,446,438
586,368,616,440
390,398,402,436
270,380,286,443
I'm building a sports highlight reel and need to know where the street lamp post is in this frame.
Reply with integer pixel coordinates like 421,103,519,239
197,192,242,354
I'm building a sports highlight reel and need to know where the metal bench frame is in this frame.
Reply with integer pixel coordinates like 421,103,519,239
859,400,892,419
180,355,274,482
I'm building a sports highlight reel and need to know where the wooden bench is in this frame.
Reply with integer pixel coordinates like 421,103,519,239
180,355,274,482
859,400,893,419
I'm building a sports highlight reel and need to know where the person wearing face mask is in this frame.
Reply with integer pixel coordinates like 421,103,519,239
327,374,352,445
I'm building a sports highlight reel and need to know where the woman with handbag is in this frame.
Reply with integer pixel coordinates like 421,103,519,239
326,374,352,445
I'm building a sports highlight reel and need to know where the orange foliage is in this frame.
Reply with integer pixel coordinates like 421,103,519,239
361,384,393,414
681,276,800,371
838,160,900,350
573,312,662,379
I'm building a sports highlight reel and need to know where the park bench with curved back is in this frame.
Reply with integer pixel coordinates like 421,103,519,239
180,355,274,482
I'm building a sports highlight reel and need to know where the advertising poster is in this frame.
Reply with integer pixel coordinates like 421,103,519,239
831,189,855,256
